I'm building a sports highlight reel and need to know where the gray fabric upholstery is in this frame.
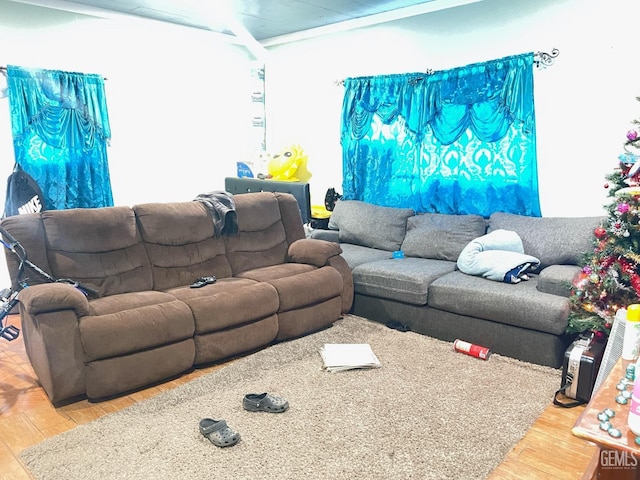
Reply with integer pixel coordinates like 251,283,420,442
335,243,393,269
328,200,414,251
352,258,456,305
352,294,570,368
428,271,570,336
401,213,486,261
488,212,603,270
310,201,597,368
309,228,339,243
537,265,581,297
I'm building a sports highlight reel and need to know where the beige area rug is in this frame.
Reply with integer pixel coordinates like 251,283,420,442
20,315,561,480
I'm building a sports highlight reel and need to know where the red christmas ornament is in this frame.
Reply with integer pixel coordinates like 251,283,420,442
604,183,609,189
631,274,640,296
594,226,607,239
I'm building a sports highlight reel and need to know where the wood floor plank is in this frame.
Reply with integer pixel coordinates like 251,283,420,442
510,428,595,479
0,413,44,452
58,399,109,425
0,438,34,480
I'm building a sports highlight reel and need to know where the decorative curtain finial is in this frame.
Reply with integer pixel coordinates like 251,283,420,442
534,48,559,69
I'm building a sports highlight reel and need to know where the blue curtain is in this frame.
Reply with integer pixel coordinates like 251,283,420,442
6,65,113,210
340,53,540,217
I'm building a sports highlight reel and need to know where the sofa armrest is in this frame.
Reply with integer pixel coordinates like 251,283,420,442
288,238,354,313
536,265,581,297
19,283,91,317
16,283,90,403
287,238,343,267
309,229,340,243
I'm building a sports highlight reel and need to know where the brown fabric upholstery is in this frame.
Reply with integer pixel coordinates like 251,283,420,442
134,202,233,290
225,192,289,274
194,314,279,365
42,207,153,296
274,192,306,244
167,280,279,334
1,212,50,289
0,192,353,404
276,297,343,340
85,340,195,399
80,297,194,362
287,238,342,267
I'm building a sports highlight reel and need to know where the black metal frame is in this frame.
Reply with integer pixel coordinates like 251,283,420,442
0,226,98,341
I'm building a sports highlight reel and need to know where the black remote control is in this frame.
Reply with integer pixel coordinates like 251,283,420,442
190,276,217,288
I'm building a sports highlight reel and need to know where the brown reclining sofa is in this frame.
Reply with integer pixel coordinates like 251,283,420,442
1,191,353,405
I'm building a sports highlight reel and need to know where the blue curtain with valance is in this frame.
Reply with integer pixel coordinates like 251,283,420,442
6,65,113,210
340,52,540,217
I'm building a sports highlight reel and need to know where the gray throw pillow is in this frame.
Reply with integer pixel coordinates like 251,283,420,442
401,213,487,261
328,200,414,251
488,212,604,268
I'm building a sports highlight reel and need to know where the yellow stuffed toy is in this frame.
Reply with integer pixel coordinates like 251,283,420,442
267,144,312,182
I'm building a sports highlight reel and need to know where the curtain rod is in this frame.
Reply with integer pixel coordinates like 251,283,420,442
0,65,107,80
533,48,559,68
334,48,560,86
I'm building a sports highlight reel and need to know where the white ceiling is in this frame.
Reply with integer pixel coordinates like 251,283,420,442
10,0,484,48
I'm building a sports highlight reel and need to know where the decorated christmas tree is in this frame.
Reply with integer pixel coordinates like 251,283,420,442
567,98,640,336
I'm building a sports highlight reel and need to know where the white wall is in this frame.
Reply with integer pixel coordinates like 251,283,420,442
0,0,254,287
264,0,638,216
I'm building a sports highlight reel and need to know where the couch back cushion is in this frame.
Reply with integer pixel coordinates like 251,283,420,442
134,201,233,290
225,192,299,275
1,213,51,289
488,212,604,269
401,213,487,261
41,206,153,296
328,200,414,251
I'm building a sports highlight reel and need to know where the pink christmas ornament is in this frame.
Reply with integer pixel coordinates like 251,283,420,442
628,130,638,141
618,202,630,214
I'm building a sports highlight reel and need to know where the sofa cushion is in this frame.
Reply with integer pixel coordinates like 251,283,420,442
428,271,570,335
537,265,581,297
42,206,153,296
80,291,194,362
336,243,393,269
225,192,290,274
401,213,486,261
328,200,414,251
488,212,603,270
133,202,233,290
166,279,279,334
352,258,457,305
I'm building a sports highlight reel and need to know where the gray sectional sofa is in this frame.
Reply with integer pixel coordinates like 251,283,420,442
311,200,604,368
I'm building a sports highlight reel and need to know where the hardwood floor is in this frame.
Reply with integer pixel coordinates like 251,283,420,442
0,315,595,479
